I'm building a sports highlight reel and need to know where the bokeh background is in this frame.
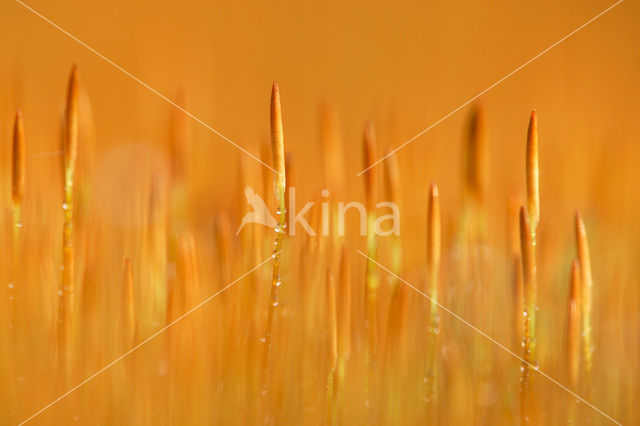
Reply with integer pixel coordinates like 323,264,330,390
0,0,638,424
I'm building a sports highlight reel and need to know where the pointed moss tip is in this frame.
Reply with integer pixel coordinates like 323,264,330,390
364,121,375,142
430,182,438,197
519,206,528,221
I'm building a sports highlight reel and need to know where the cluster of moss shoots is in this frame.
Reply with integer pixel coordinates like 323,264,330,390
0,67,626,425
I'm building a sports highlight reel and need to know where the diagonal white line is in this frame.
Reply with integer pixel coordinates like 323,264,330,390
356,250,621,425
14,0,279,176
357,0,625,176
16,252,278,426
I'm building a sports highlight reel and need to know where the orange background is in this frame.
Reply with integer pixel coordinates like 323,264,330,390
0,1,639,422
1,0,638,207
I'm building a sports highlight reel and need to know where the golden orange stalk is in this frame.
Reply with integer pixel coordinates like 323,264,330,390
337,246,352,362
12,109,25,209
284,152,293,230
508,194,524,348
164,232,202,370
64,64,79,200
427,183,441,304
262,82,287,393
177,233,201,313
382,275,408,423
326,268,338,372
58,64,79,375
383,148,402,274
325,268,338,424
425,182,441,404
141,174,168,335
362,121,379,412
270,82,286,204
566,259,581,425
363,122,377,212
121,258,136,348
382,149,399,203
363,121,379,354
566,260,581,388
519,208,537,321
260,138,272,210
465,105,487,205
575,211,594,383
334,246,351,422
9,109,25,331
519,206,537,425
383,149,404,362
324,265,341,426
519,111,540,425
526,111,539,233
385,284,407,367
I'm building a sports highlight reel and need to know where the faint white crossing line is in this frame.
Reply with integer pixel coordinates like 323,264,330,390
356,250,621,425
357,0,625,176
14,0,279,176
17,252,278,426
